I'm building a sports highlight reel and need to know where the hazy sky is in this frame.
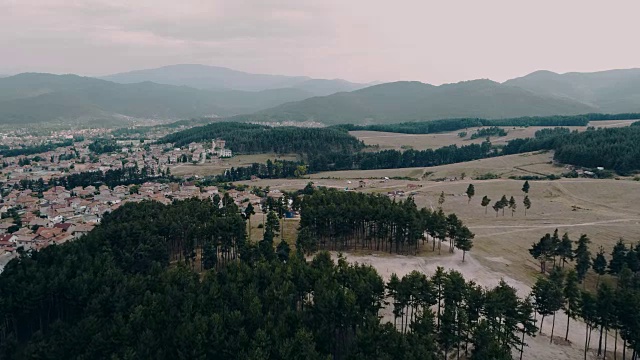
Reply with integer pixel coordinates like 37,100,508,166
1,0,639,84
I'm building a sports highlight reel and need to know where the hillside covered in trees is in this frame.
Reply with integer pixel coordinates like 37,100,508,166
503,126,640,174
158,122,365,155
0,198,550,360
228,80,598,125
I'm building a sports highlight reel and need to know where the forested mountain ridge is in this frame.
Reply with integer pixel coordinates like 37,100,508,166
230,80,597,125
158,122,365,155
102,64,370,96
0,73,315,125
504,68,640,112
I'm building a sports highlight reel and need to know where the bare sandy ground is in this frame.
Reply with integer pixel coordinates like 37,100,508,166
337,248,623,360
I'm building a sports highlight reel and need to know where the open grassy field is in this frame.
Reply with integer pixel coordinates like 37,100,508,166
350,119,638,151
309,151,565,180
242,174,640,287
170,153,298,177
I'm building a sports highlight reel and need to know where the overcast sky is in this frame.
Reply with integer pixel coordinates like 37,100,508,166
1,0,639,84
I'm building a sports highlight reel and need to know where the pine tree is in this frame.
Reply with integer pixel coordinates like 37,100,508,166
550,229,561,267
517,296,538,360
466,184,475,204
508,196,517,216
499,195,508,216
454,226,474,262
492,201,501,217
563,270,580,341
592,246,607,288
608,239,628,275
522,181,530,194
523,196,531,216
438,191,446,208
573,234,592,284
557,232,573,268
244,202,255,240
579,290,597,359
529,233,553,273
276,239,290,262
548,267,565,343
596,283,616,357
481,195,491,214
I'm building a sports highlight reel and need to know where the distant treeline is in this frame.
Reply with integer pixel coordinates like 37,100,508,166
158,122,364,155
504,126,640,174
470,126,507,139
13,166,173,192
216,126,640,179
88,138,119,154
0,140,74,158
334,113,640,135
111,118,215,137
213,159,303,182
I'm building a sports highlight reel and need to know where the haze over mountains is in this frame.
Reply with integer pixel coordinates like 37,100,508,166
102,64,369,96
1,65,640,126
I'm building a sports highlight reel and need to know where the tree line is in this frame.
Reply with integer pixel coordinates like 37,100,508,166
332,113,640,135
1,198,548,360
529,230,640,358
0,140,74,157
503,126,640,174
158,122,365,155
10,165,173,192
297,187,474,259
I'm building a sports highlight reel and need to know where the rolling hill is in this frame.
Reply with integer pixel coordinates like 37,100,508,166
504,68,640,113
231,79,598,125
0,73,316,125
102,64,369,96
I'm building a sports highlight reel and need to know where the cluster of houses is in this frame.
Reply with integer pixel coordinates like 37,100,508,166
0,180,270,262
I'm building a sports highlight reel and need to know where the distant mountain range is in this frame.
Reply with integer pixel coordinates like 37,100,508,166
231,79,598,125
1,66,640,126
0,73,315,125
101,64,369,96
503,68,640,113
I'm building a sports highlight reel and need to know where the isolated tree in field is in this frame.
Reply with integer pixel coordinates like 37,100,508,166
547,267,565,342
466,184,475,204
530,233,553,273
454,225,474,262
608,239,628,275
499,195,508,216
573,234,592,284
557,232,573,268
563,269,580,341
592,246,607,288
508,196,517,216
522,180,530,194
523,196,531,216
481,195,491,214
438,191,446,208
